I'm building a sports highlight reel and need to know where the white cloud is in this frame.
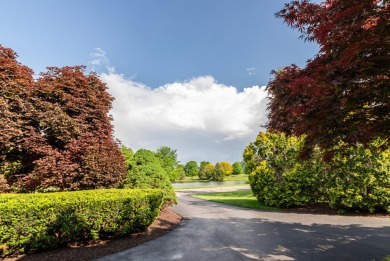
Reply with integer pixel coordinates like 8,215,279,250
246,67,256,75
89,45,269,164
100,71,268,164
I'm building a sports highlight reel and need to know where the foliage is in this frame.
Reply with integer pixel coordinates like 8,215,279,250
121,149,176,204
266,0,390,158
198,161,211,180
210,165,224,181
215,162,233,176
244,132,390,212
156,146,181,182
203,163,216,180
232,162,244,175
0,45,127,192
0,189,163,257
0,45,34,192
244,132,321,207
121,146,134,165
184,161,199,179
324,139,390,213
175,164,186,180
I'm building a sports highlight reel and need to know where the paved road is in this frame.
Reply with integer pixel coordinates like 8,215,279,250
97,187,390,261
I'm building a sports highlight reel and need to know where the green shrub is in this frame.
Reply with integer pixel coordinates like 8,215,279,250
324,139,390,213
121,149,177,205
0,189,163,257
244,132,389,212
244,132,321,207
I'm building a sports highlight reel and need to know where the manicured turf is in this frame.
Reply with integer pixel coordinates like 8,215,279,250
192,190,279,211
173,174,248,183
174,183,248,190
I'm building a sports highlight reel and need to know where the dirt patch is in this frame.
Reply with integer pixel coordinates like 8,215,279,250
3,208,182,261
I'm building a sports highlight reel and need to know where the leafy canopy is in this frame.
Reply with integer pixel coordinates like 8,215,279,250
0,46,127,192
184,161,199,179
266,0,389,158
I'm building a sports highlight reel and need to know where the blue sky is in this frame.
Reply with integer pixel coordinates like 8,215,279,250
1,0,320,164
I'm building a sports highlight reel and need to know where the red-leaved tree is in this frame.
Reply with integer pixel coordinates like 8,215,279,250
266,0,389,158
0,45,126,192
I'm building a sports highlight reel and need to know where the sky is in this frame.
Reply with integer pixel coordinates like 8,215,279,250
0,0,320,164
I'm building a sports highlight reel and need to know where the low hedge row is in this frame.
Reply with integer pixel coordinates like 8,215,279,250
0,189,164,257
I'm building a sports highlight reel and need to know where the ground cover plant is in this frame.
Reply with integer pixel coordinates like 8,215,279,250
0,189,164,257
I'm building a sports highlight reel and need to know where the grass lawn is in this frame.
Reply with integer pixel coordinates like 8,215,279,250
225,174,249,182
192,190,279,211
173,183,248,190
174,174,248,183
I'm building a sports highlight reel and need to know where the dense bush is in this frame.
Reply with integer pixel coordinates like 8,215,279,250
0,189,163,257
244,132,390,212
121,149,177,204
324,140,390,213
244,132,320,207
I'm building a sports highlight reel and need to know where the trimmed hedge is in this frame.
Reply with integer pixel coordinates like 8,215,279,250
0,189,164,257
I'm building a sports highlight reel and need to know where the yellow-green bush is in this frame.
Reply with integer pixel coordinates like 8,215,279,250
244,132,389,212
324,140,390,213
244,132,322,207
0,189,163,257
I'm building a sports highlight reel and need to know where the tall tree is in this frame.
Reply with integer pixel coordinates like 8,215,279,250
198,161,211,179
232,161,243,175
0,49,127,192
184,161,199,179
156,146,180,182
0,45,34,191
267,0,389,158
212,163,226,181
215,161,233,176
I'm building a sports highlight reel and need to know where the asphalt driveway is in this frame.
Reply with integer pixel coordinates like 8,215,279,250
97,187,390,261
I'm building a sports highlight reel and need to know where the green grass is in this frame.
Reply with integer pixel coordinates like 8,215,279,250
192,190,279,211
173,183,248,190
174,174,248,183
224,174,249,181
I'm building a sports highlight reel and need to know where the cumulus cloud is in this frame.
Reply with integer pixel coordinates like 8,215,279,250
100,71,269,164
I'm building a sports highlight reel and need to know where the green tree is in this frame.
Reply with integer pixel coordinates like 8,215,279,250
203,163,215,180
211,163,226,181
184,161,199,179
122,149,176,204
121,146,134,165
216,161,233,176
232,161,243,175
156,146,180,182
175,164,186,180
198,161,210,180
